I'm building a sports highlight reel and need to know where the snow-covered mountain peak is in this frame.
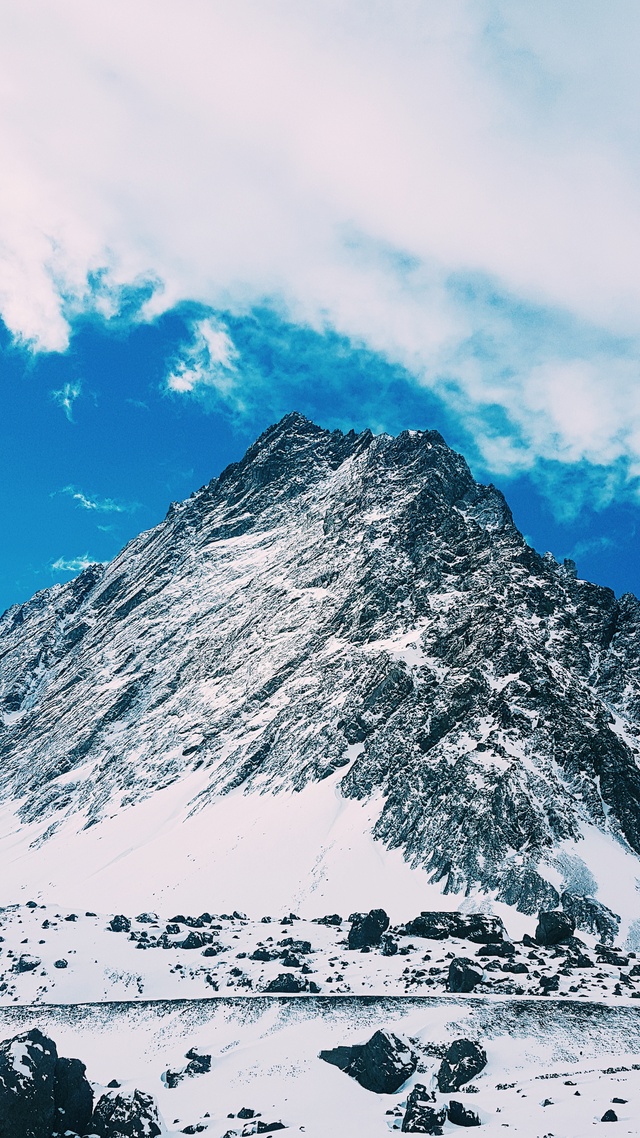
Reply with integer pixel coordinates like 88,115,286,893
1,415,640,931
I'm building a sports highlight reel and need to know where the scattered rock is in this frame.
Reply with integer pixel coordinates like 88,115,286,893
0,1028,58,1138
448,1100,481,1127
476,942,515,958
15,953,41,972
401,1084,446,1133
320,1029,417,1094
90,1087,162,1137
315,914,342,926
264,973,308,993
53,959,68,969
404,912,505,944
601,1109,618,1122
437,1039,487,1092
448,958,484,993
534,910,575,946
108,915,132,933
347,909,390,949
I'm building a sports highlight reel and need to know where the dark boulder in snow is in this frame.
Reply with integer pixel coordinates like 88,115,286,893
53,1055,93,1136
448,957,484,993
264,972,308,993
90,1087,162,1137
404,912,505,943
15,953,41,972
108,915,131,933
401,1084,446,1133
476,941,515,958
320,1029,417,1094
534,910,575,946
347,909,390,949
448,1100,481,1126
0,1028,57,1138
437,1039,487,1092
601,1109,618,1122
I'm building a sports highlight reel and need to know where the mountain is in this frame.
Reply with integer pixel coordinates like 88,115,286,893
1,412,640,928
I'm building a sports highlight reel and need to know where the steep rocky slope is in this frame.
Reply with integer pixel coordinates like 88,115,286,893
1,413,640,920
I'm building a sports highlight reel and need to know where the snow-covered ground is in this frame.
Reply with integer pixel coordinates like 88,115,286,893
1,995,639,1137
0,902,638,1006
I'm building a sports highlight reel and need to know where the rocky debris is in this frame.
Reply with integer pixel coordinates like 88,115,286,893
534,910,575,946
448,957,484,993
0,1028,92,1138
596,946,629,967
476,942,515,958
601,1109,618,1122
314,914,342,926
53,959,68,969
401,1085,446,1133
108,915,131,933
319,1029,417,1093
437,1040,487,1092
447,1100,481,1126
347,909,390,949
90,1087,162,1137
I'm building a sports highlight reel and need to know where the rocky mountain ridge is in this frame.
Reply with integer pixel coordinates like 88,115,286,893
1,412,640,920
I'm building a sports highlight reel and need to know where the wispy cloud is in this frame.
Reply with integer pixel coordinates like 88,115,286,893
165,318,243,407
51,553,96,573
58,485,138,514
51,382,81,422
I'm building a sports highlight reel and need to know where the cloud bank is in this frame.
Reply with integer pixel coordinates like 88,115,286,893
2,0,640,483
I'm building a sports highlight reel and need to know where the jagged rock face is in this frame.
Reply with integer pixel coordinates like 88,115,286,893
1,412,640,912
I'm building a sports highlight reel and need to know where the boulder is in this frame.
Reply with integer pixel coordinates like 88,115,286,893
476,942,515,958
534,910,575,946
448,1100,481,1127
108,915,131,933
53,1055,93,1136
437,1039,487,1092
15,953,41,972
448,958,484,993
601,1109,618,1122
347,909,390,949
90,1087,162,1137
401,1084,446,1133
264,972,307,993
0,1028,57,1138
404,912,505,944
320,1029,417,1094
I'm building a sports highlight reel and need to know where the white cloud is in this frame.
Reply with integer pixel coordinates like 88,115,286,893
51,554,96,573
59,486,137,513
3,1,640,475
166,318,242,404
51,382,82,421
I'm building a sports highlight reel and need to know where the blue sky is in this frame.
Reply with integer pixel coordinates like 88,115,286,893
2,1,640,612
2,295,639,614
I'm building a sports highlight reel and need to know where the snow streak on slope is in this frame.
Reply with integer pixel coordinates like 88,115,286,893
1,413,640,924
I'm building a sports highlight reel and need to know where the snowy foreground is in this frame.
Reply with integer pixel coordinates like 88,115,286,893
0,903,638,1006
1,994,639,1137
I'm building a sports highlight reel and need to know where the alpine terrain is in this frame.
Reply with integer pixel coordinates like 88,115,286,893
2,413,640,1138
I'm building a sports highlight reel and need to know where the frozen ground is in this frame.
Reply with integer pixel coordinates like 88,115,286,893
1,902,639,1006
1,995,639,1137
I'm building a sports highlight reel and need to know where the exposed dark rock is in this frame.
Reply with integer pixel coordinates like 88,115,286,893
404,912,505,943
90,1087,162,1137
314,914,342,926
535,910,575,946
15,953,41,972
601,1109,618,1122
448,957,484,992
0,1028,57,1138
381,933,399,956
53,1056,93,1136
53,959,68,969
108,915,131,933
476,942,515,957
402,1085,446,1133
320,1029,417,1094
264,973,308,993
437,1040,487,1092
448,1100,481,1127
347,909,390,949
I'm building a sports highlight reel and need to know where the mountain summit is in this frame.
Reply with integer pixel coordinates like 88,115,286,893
1,414,640,923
